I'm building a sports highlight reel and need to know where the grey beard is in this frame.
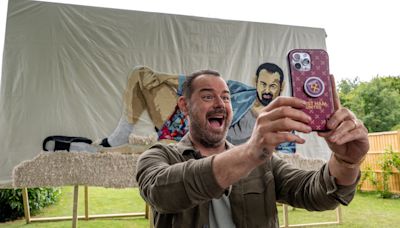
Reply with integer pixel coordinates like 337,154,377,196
190,120,227,148
199,132,227,148
189,110,229,148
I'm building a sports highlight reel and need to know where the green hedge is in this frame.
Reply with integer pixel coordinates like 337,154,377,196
0,187,61,222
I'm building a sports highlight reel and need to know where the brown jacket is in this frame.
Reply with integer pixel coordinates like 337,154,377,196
136,135,358,228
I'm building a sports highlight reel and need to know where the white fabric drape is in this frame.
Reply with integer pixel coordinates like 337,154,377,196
0,0,329,185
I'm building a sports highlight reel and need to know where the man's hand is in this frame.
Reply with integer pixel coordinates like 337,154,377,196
245,97,313,163
213,96,313,188
318,75,369,165
318,75,370,185
318,108,369,165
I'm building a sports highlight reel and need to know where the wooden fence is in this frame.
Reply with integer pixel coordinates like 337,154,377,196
359,131,400,193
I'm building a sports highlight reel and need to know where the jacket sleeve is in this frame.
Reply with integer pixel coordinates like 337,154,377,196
272,154,359,211
135,144,224,213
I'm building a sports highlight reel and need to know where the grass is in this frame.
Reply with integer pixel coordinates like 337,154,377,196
276,192,400,227
1,187,399,227
0,186,149,228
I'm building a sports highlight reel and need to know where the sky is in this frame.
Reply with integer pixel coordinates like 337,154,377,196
1,0,399,84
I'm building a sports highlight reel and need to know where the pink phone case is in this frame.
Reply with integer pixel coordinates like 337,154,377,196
288,49,334,131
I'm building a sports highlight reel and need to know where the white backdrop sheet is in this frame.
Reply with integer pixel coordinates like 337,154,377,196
0,0,330,185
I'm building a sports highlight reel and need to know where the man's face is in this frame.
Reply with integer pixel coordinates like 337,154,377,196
256,70,282,106
187,75,233,148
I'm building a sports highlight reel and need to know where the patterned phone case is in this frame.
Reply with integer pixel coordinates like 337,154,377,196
288,49,334,131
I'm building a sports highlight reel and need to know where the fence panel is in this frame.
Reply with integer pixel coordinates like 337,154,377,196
359,131,400,193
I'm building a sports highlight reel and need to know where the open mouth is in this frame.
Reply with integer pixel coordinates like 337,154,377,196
207,116,225,128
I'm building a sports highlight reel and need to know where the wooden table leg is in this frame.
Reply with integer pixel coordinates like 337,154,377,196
282,204,289,228
22,188,31,224
72,185,79,228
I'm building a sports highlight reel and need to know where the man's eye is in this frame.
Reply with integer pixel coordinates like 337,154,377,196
203,95,214,101
222,96,230,102
270,84,277,89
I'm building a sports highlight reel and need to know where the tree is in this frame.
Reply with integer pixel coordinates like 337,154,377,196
338,76,400,132
337,77,360,108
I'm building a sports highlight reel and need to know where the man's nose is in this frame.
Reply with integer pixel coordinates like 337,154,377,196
213,96,224,107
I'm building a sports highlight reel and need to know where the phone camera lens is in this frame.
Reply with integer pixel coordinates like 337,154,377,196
295,63,302,69
293,53,300,60
302,58,310,66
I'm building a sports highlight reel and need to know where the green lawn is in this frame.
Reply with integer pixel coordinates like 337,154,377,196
277,192,400,227
1,187,399,227
0,186,149,228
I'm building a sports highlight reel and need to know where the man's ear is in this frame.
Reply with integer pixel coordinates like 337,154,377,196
178,96,189,115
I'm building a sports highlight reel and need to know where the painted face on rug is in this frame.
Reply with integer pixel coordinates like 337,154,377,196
187,75,233,147
256,70,282,106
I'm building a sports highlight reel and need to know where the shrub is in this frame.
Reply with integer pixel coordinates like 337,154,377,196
359,147,400,198
0,187,61,222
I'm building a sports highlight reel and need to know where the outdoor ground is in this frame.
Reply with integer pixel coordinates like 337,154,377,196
0,186,399,227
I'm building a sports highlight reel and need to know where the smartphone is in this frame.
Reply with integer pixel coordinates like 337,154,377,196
288,49,334,131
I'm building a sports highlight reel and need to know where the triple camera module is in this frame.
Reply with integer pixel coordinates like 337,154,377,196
291,52,311,71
